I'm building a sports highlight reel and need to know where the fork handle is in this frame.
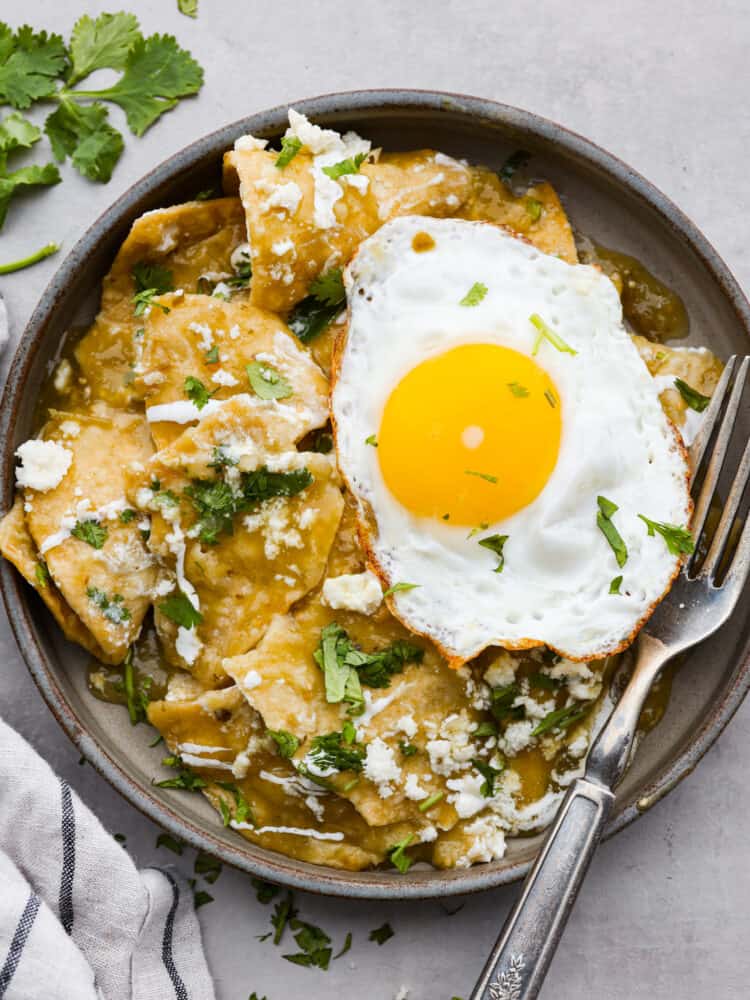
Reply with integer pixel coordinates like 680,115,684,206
469,777,615,1000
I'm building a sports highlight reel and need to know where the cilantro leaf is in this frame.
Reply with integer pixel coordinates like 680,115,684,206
71,518,108,549
596,495,628,568
418,790,444,812
333,932,352,959
268,729,300,759
388,834,415,874
132,260,174,314
72,34,204,136
271,892,296,944
309,267,345,306
283,918,332,970
365,434,377,447
195,851,222,884
0,241,58,274
321,152,367,180
673,377,711,413
530,313,577,356
156,831,185,854
307,726,365,773
185,466,313,545
0,24,67,109
159,591,203,628
246,361,293,400
369,922,394,945
204,344,219,364
275,135,301,168
507,381,529,398
472,757,505,797
0,111,40,170
399,740,418,757
465,469,498,484
252,878,280,904
313,622,423,705
67,12,141,86
489,683,523,724
610,575,623,594
638,515,695,556
184,375,214,410
478,534,509,573
45,100,124,182
0,162,60,230
216,781,254,826
154,755,207,791
178,0,199,18
34,561,49,588
525,196,543,222
459,281,488,307
194,890,213,909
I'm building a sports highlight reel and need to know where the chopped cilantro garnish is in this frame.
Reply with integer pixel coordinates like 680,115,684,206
418,791,444,812
0,111,40,168
156,831,185,855
369,922,394,945
45,99,124,182
525,196,543,222
246,361,293,400
610,575,623,595
314,622,423,706
544,388,557,408
159,590,203,628
177,0,199,18
288,267,345,343
399,740,418,757
0,162,60,229
465,469,497,484
596,496,628,568
321,152,367,180
307,726,365,773
528,673,560,692
194,890,213,909
638,515,695,556
208,446,238,469
252,878,280,904
459,281,488,307
114,833,126,844
499,149,530,184
122,647,151,725
472,757,505,797
185,466,313,545
365,434,378,447
0,241,58,274
474,720,498,737
154,755,207,791
216,781,254,825
87,586,131,624
478,534,509,573
275,134,302,167
507,382,529,398
529,313,577,356
383,582,419,597
119,508,137,523
333,931,352,960
271,892,296,945
490,683,523,724
268,729,300,759
389,834,415,873
204,344,219,364
195,851,222,884
673,377,711,413
531,702,590,737
132,261,173,315
283,918,333,970
71,518,108,549
184,374,214,409
34,561,49,588
312,429,333,454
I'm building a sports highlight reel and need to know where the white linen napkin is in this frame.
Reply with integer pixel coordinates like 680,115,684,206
0,718,216,1000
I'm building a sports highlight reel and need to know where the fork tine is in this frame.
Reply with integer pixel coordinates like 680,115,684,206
689,356,737,475
688,356,750,573
688,354,737,476
721,501,750,601
701,433,750,581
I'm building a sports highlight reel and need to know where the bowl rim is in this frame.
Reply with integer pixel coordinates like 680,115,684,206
2,87,750,900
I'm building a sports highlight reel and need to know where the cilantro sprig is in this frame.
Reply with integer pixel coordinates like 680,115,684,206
596,496,628,568
638,515,695,556
0,13,204,241
288,267,346,343
673,377,711,413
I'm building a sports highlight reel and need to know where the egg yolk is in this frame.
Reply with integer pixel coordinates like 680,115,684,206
377,343,562,525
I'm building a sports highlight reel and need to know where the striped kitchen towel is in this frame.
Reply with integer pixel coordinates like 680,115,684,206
0,718,216,1000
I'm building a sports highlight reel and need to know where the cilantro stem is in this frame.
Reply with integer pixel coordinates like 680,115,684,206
0,242,59,274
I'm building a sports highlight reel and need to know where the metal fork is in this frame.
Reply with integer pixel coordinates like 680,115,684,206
471,356,750,1000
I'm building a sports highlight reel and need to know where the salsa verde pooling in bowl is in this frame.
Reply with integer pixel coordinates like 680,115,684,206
0,110,721,873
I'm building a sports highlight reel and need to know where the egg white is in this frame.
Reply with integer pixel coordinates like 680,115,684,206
331,216,691,661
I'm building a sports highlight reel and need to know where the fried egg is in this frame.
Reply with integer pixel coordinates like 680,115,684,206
331,216,692,661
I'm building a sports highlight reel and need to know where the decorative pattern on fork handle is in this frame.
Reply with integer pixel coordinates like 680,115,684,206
489,954,526,1000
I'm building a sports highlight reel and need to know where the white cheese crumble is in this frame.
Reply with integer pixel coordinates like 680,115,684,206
546,659,601,701
363,737,401,798
211,368,239,387
58,420,80,439
501,719,536,756
455,814,507,867
234,135,268,152
322,570,382,615
446,771,487,818
175,626,202,666
395,714,417,738
243,670,263,691
484,651,518,688
15,439,72,492
258,180,302,216
53,359,73,393
404,773,428,801
271,238,295,256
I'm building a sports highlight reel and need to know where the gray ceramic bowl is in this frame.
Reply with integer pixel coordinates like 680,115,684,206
2,90,750,900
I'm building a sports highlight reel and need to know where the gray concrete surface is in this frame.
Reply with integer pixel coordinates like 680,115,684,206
1,1,749,997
